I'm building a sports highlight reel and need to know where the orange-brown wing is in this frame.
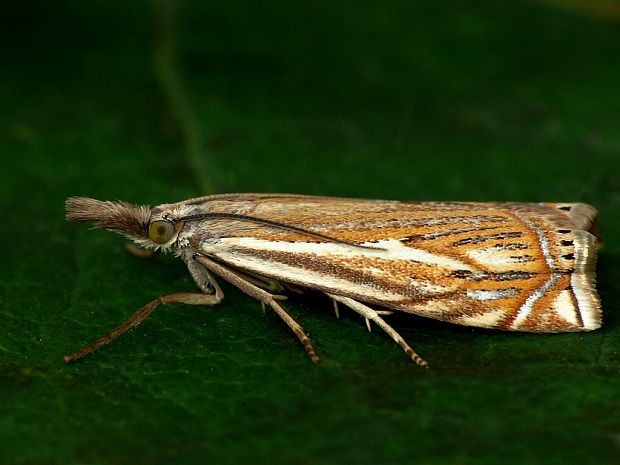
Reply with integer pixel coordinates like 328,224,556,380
178,196,600,333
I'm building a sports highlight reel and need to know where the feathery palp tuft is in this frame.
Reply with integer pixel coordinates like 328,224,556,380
65,197,151,238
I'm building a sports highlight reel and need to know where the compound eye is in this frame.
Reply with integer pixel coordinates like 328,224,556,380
148,220,175,244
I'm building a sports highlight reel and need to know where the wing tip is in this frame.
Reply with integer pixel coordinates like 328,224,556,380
572,230,602,330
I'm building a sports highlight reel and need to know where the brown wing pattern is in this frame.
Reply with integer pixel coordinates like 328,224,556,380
179,196,600,333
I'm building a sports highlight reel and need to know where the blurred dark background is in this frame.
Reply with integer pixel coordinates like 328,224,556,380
1,1,619,464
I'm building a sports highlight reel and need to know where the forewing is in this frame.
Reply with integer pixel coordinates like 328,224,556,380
182,196,600,333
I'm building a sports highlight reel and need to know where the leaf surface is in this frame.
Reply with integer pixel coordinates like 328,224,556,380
1,1,619,464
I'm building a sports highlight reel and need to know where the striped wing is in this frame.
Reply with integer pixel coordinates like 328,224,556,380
182,196,600,333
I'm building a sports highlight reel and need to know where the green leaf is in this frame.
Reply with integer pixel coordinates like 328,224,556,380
1,1,620,464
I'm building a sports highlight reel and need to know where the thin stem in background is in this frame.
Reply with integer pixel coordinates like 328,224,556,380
152,0,215,194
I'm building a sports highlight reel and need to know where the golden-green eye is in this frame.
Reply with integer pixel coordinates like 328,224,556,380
148,220,175,244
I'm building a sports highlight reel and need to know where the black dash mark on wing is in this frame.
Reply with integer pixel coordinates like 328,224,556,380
400,227,498,243
397,215,511,227
493,243,529,250
453,231,523,246
451,270,537,281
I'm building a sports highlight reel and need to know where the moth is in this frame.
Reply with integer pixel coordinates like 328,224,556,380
64,194,601,367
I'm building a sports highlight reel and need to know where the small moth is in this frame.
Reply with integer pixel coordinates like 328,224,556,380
64,194,601,367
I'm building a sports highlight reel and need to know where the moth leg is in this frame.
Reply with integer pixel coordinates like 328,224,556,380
187,257,224,298
191,254,285,293
194,254,319,363
330,299,390,320
64,291,223,363
125,243,159,259
282,282,305,294
327,294,428,368
333,300,340,318
235,269,287,293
